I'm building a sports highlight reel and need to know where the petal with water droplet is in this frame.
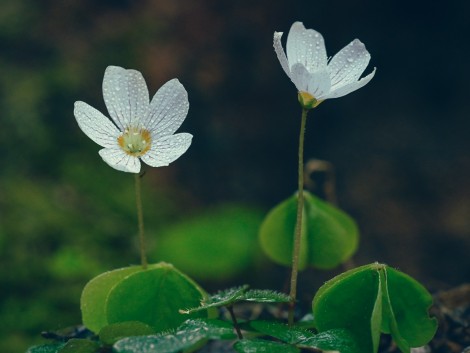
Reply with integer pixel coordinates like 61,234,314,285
286,22,327,73
141,133,192,168
74,101,120,148
323,67,376,99
327,39,372,90
146,79,189,139
103,66,150,130
99,148,141,173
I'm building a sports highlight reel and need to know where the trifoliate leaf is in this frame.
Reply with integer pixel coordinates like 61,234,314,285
259,191,359,270
380,267,437,351
80,265,143,332
313,263,437,353
105,263,211,332
313,264,382,353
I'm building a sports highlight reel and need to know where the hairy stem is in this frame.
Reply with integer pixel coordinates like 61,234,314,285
134,173,148,269
288,107,309,325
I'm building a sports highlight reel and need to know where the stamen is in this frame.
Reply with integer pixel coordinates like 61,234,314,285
118,127,152,157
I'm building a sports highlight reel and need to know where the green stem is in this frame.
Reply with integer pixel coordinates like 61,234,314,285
288,107,309,325
226,305,243,339
134,173,148,269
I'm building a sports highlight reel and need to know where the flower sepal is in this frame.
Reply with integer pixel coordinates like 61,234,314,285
298,91,320,110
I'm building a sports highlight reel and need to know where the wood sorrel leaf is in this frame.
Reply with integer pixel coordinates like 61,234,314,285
81,266,143,333
313,264,382,353
234,339,300,353
105,263,211,332
99,321,155,345
259,193,308,269
313,263,437,353
113,318,236,353
380,267,438,352
259,191,359,269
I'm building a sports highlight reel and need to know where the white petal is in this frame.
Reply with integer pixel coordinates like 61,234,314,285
328,39,372,90
290,63,310,92
102,66,150,131
273,31,291,78
305,69,331,99
99,148,141,173
74,101,119,148
286,22,327,73
141,133,192,168
145,79,189,139
323,67,376,99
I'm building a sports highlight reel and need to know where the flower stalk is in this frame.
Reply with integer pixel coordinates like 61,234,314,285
288,106,309,325
134,173,148,269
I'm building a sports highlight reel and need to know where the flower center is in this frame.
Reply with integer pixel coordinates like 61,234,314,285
117,127,152,157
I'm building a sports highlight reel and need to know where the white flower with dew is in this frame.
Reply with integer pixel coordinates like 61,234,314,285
274,22,376,107
74,66,192,173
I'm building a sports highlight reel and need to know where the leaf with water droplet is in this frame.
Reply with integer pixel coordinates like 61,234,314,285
234,339,300,353
25,343,65,353
113,319,236,353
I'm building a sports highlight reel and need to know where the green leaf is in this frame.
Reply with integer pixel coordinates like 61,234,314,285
298,328,359,353
57,339,100,353
80,265,142,332
259,191,359,270
113,319,236,353
99,321,155,345
313,263,382,353
248,320,315,344
313,263,438,353
181,286,290,314
26,343,64,353
242,289,290,303
234,339,299,353
180,285,249,314
106,263,210,332
259,193,308,269
380,267,438,351
303,192,359,268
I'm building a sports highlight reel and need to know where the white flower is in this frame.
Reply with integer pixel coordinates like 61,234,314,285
274,22,376,105
74,66,192,173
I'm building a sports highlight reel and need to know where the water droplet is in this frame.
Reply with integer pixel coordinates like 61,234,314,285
347,58,354,63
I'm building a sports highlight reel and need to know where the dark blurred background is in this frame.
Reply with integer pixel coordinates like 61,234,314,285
1,0,469,351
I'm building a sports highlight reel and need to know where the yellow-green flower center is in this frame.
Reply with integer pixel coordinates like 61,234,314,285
117,127,152,157
298,91,322,110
